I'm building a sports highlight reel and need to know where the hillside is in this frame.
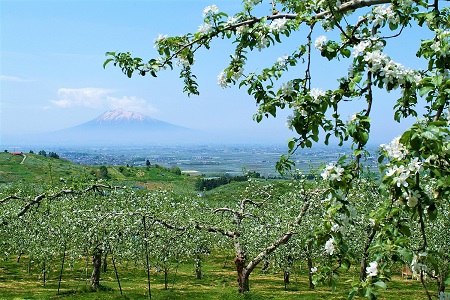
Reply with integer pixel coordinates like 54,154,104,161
0,152,197,190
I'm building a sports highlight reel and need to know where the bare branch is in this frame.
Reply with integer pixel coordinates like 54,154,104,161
0,195,21,204
16,184,123,218
246,198,312,273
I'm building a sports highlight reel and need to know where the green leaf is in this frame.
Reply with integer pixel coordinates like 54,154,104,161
397,248,413,262
399,224,411,237
288,139,296,152
419,85,434,97
103,58,114,69
373,281,387,290
340,48,351,58
421,130,437,141
428,203,437,221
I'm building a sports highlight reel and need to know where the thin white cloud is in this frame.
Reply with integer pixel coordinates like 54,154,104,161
50,88,113,108
48,87,158,114
107,96,158,115
0,75,30,82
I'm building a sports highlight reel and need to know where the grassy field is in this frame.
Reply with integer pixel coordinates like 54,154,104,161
0,251,433,300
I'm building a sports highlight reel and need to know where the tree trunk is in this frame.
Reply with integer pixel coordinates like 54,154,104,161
235,257,250,293
307,250,315,290
438,271,446,294
102,250,108,273
360,227,376,281
164,265,169,290
195,254,202,279
284,270,290,290
90,247,102,289
360,257,367,282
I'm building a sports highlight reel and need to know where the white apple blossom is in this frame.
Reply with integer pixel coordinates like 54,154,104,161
244,0,261,6
310,266,318,274
325,237,335,255
392,169,410,188
309,88,326,102
256,35,269,50
226,16,239,26
331,223,340,232
314,35,327,51
156,33,167,42
236,24,249,35
407,190,420,207
407,157,423,173
370,5,399,27
154,34,168,49
347,113,357,124
198,23,213,35
277,55,289,67
380,137,407,160
176,58,193,67
281,81,294,95
202,5,218,17
366,261,378,277
353,40,371,57
269,18,287,32
321,162,344,182
217,71,228,88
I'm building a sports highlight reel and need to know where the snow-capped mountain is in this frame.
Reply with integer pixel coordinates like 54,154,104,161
8,109,206,147
96,108,148,122
76,108,188,131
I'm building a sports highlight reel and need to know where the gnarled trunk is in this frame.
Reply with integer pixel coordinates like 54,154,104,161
235,257,250,293
90,247,102,289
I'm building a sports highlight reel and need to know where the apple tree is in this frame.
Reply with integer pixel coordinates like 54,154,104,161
105,0,449,298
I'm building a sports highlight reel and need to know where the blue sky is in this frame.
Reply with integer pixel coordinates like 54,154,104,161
0,0,435,146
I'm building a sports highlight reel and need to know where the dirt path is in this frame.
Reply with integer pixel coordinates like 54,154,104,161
20,154,27,164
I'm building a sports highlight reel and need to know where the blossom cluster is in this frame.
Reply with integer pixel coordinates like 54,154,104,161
281,81,294,96
314,35,327,51
431,30,450,55
385,158,423,188
269,18,287,33
366,261,378,277
324,236,335,255
380,137,407,160
309,88,326,103
217,71,229,88
198,23,214,35
368,5,399,27
363,50,417,89
276,55,289,67
202,5,218,17
321,162,344,182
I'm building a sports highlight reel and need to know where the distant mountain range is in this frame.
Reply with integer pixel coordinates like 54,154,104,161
3,109,208,147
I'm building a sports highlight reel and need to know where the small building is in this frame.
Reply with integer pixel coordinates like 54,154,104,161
11,152,23,156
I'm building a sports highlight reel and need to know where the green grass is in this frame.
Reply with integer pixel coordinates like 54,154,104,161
0,152,91,185
0,152,198,192
0,252,433,300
